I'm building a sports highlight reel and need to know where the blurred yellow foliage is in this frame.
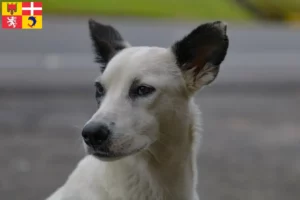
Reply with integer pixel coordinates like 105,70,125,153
250,0,300,20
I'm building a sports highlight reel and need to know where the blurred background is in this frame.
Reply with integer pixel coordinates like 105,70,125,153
0,0,300,200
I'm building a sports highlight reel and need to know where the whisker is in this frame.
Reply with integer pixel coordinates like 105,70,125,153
72,124,83,130
145,148,161,165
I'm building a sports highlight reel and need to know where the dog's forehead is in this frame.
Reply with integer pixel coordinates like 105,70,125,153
100,47,176,84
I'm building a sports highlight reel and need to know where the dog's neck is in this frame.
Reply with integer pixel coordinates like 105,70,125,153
103,99,201,200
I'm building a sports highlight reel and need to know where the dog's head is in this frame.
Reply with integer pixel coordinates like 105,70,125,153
82,19,229,160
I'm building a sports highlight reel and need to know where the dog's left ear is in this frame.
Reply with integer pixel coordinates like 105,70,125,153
172,21,229,93
89,19,130,72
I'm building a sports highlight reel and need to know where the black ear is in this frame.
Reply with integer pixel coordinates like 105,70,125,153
88,19,129,72
172,21,229,92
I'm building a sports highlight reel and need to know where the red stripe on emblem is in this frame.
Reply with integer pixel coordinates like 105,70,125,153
22,2,31,7
34,10,43,15
34,2,43,7
22,10,31,15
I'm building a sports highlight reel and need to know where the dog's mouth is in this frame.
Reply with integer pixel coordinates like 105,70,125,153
87,144,148,161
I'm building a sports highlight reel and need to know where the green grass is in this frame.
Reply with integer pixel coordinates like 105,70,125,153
43,0,253,20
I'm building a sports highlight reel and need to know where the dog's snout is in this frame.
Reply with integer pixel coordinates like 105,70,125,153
82,122,110,146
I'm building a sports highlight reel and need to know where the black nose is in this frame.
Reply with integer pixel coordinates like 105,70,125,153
82,122,110,146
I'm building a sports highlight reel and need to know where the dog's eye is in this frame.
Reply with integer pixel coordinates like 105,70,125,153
95,82,105,104
135,85,156,97
95,82,105,95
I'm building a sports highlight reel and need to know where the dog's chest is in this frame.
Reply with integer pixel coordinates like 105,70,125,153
100,160,195,200
102,164,163,200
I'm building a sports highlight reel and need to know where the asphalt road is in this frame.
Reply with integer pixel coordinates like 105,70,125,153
0,16,300,85
1,16,300,53
0,16,300,200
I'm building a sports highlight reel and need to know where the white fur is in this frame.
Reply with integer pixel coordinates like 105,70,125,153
46,46,203,200
45,19,229,199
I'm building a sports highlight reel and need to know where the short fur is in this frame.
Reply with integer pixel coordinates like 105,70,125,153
46,19,229,200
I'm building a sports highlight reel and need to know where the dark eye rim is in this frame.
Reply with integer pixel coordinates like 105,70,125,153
134,84,156,97
95,82,105,96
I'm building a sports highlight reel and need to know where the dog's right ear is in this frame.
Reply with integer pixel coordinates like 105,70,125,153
88,19,130,72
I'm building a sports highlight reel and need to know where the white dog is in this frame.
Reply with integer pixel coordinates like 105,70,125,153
46,19,229,200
